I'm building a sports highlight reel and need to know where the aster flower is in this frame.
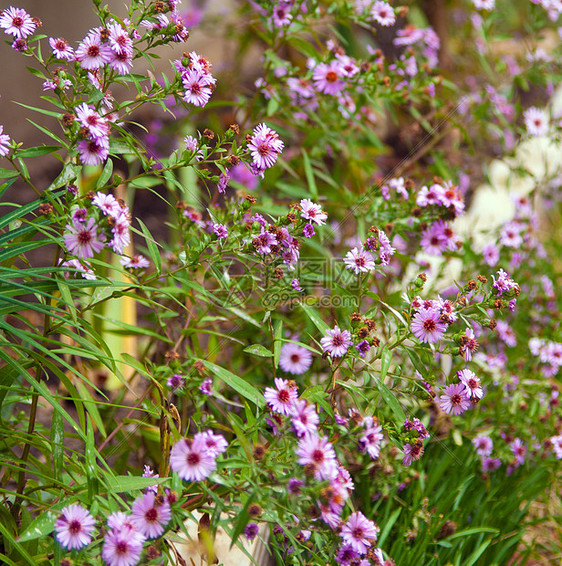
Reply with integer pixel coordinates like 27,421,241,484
170,435,217,481
49,37,75,60
550,435,562,459
458,368,483,399
355,339,370,357
495,320,517,347
420,222,448,255
252,229,277,255
142,465,159,493
340,511,378,554
371,1,396,26
182,68,215,107
482,456,501,472
321,326,353,358
244,522,259,541
76,33,113,70
110,210,131,255
290,398,319,437
63,217,106,259
492,268,517,296
402,440,424,465
473,0,495,9
76,103,109,141
120,254,149,269
213,223,228,239
482,242,499,266
523,106,549,136
312,61,346,95
300,198,327,225
78,136,110,166
377,229,396,265
167,373,185,390
0,7,36,39
344,246,376,274
460,327,479,362
196,430,228,457
247,123,284,171
336,543,360,565
0,125,11,157
295,433,338,480
59,258,96,280
439,383,471,415
510,438,526,466
288,478,304,494
279,342,313,374
131,491,171,539
109,50,133,75
102,524,145,566
264,377,298,415
199,379,213,395
54,503,96,550
183,135,204,160
472,435,493,457
410,308,446,344
107,22,133,56
359,421,383,459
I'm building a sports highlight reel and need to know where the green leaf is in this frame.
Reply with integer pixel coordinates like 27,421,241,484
96,158,113,189
103,475,167,493
200,360,264,408
15,101,62,118
243,344,273,357
0,168,19,180
51,411,64,483
274,320,283,369
302,150,318,199
229,491,256,549
379,346,392,380
299,302,329,333
16,511,57,543
16,146,61,158
136,218,161,274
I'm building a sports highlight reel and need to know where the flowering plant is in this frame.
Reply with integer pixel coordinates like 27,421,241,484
0,0,560,565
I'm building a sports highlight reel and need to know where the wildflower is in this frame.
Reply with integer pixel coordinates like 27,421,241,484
473,0,495,9
54,503,96,550
420,222,448,255
49,37,74,60
295,433,338,480
120,254,150,269
170,435,217,481
213,223,228,239
303,223,315,238
182,68,215,107
321,326,353,357
481,456,501,472
290,398,319,437
196,430,228,457
167,373,185,390
288,478,304,494
102,523,145,566
247,123,284,171
359,420,383,459
252,229,277,254
473,436,493,457
355,340,371,357
107,22,133,56
199,379,213,395
460,327,479,361
300,198,328,225
410,308,446,344
63,217,106,259
0,6,36,39
131,491,171,539
60,258,96,280
377,229,396,265
142,465,159,493
371,1,396,26
523,106,549,136
75,103,109,141
264,377,298,415
244,523,259,541
340,511,378,554
551,435,562,459
75,33,113,70
312,60,346,95
510,438,526,466
77,136,110,166
402,440,424,465
482,242,500,266
110,211,131,255
109,50,133,75
279,342,312,374
344,247,376,274
183,135,203,160
439,383,471,415
458,368,483,399
0,125,11,157
336,543,360,565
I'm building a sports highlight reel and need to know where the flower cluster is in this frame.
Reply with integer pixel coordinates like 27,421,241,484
173,51,216,107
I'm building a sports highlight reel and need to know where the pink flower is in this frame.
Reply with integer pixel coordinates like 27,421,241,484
55,503,96,550
371,1,396,26
247,123,284,171
290,399,319,437
63,217,106,259
182,68,215,107
344,247,376,274
76,33,113,70
0,7,36,39
130,491,171,539
264,377,298,415
439,383,471,415
295,433,338,480
523,106,549,136
359,420,383,459
300,198,327,225
410,308,446,344
0,125,11,157
196,430,228,457
458,368,483,399
49,37,74,60
472,435,493,457
120,254,149,269
170,435,217,482
102,523,145,566
312,61,346,95
482,242,499,266
78,136,110,166
321,326,353,358
340,511,378,554
75,103,109,141
279,342,313,374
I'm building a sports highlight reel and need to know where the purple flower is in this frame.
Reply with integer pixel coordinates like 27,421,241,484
303,223,315,238
279,343,312,375
321,326,353,358
439,383,471,415
120,254,150,269
182,68,215,107
244,522,259,541
170,435,217,482
102,523,145,566
78,136,110,166
312,61,346,95
264,377,298,415
482,456,501,472
252,229,277,254
295,433,338,480
355,340,371,357
290,398,319,437
371,1,396,26
142,465,159,493
49,36,75,60
131,491,171,539
0,7,36,38
54,503,96,550
199,379,213,395
196,430,228,457
472,436,493,457
492,268,517,296
410,308,446,344
359,420,383,459
340,511,378,554
0,125,11,157
247,123,284,171
510,438,527,466
76,33,113,70
300,198,327,225
63,217,106,259
457,368,483,399
75,103,109,141
288,477,304,494
213,223,228,239
482,242,500,266
167,373,186,390
344,247,376,274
